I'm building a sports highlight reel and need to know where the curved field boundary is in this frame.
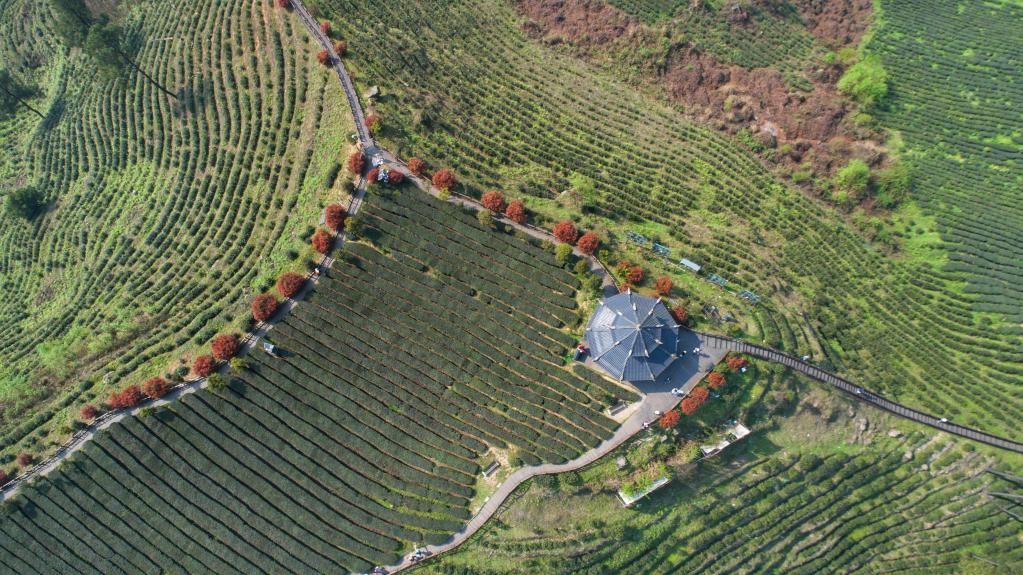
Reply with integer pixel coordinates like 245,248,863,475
700,334,1023,453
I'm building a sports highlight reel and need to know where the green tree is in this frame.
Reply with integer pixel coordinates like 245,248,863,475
476,208,494,228
837,55,888,109
0,69,44,119
84,18,177,98
344,215,363,239
5,186,46,220
555,243,573,266
875,160,913,209
49,0,91,48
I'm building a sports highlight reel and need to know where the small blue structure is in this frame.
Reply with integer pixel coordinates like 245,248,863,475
708,274,728,287
626,231,649,247
679,258,701,273
652,243,671,257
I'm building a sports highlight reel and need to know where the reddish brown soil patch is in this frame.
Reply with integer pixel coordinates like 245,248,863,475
796,0,874,48
518,0,883,184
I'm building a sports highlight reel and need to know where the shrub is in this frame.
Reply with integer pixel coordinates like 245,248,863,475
276,272,306,299
192,355,216,378
15,453,34,468
505,200,527,224
275,0,290,7
573,259,591,275
671,305,688,325
364,114,381,133
477,209,494,228
325,203,348,231
142,377,171,399
481,190,506,213
319,21,331,35
654,276,673,296
833,159,871,200
334,40,347,56
312,228,332,254
707,372,726,389
230,358,249,373
658,410,680,429
680,387,709,415
79,404,99,421
211,333,240,361
626,265,644,285
576,232,599,255
252,294,279,322
837,55,888,109
0,469,8,486
616,259,633,273
432,168,456,191
347,151,365,174
407,157,425,176
553,220,578,244
727,355,748,372
316,50,330,66
109,385,144,410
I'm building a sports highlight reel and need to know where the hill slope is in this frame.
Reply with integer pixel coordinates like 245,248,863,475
0,0,350,457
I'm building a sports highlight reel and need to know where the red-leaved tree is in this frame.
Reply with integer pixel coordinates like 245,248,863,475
16,452,34,469
727,355,748,372
334,40,347,56
325,204,347,232
275,0,291,8
553,220,579,244
616,259,633,273
347,151,366,175
655,276,673,296
109,385,144,410
252,293,279,323
0,469,8,487
505,200,527,224
481,191,506,213
407,157,424,176
364,114,380,132
707,372,726,389
80,404,99,421
658,410,680,429
312,229,333,254
276,272,305,299
366,167,380,183
626,265,644,284
142,377,171,399
432,168,456,190
320,21,331,35
576,232,599,255
316,50,330,66
211,333,240,361
671,305,688,325
389,170,405,185
193,355,216,378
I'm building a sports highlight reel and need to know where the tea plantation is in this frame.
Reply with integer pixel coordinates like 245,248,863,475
311,0,1022,438
0,186,629,573
0,0,350,457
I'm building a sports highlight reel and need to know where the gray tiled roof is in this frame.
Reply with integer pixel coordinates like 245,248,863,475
585,291,679,382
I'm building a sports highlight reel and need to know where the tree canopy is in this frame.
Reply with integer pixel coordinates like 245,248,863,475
5,186,46,220
838,56,889,109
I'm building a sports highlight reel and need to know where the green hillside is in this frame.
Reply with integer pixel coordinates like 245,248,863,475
309,0,1022,437
0,186,629,572
0,0,351,459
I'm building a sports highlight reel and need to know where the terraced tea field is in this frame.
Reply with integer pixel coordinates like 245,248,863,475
312,0,1022,437
0,0,350,457
414,390,1023,575
869,0,1023,323
0,185,629,573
